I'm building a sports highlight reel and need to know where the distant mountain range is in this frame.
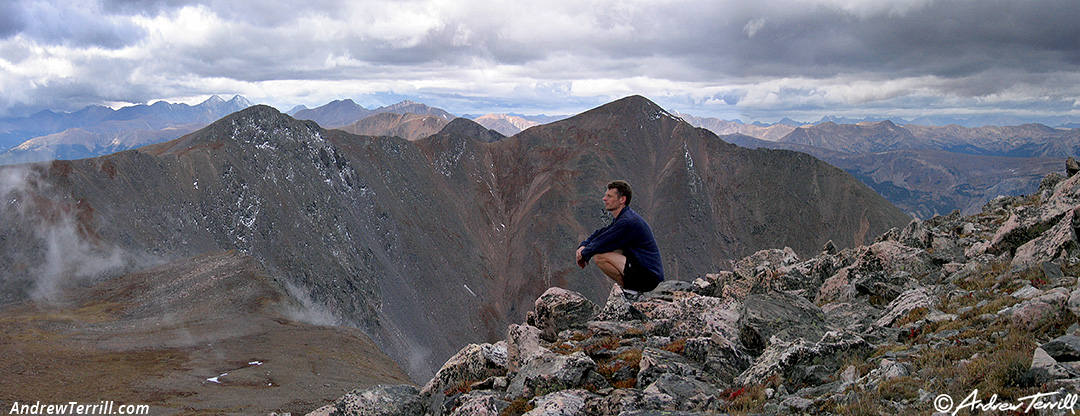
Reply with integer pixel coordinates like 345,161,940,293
0,95,254,164
5,93,1077,220
289,99,455,129
0,95,907,386
678,114,1077,218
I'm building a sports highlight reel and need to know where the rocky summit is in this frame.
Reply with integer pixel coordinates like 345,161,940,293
300,160,1080,415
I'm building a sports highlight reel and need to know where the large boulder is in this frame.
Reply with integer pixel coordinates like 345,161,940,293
530,287,599,341
314,384,425,416
594,284,648,321
507,351,604,398
874,287,934,327
636,347,708,388
991,172,1080,256
507,324,549,373
816,240,932,305
524,389,597,416
734,331,870,387
421,342,508,396
641,373,720,412
1011,208,1078,269
737,291,827,356
681,336,752,385
447,392,509,416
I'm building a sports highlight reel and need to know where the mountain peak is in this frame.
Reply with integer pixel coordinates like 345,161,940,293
577,95,680,124
432,118,505,143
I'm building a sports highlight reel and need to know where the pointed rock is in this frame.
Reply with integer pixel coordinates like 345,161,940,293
532,287,599,341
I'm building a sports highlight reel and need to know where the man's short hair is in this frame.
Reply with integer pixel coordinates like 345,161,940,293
608,180,633,206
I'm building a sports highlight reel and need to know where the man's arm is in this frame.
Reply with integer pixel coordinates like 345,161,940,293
579,217,639,261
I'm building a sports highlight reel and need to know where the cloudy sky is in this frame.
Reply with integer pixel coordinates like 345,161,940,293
1,0,1078,123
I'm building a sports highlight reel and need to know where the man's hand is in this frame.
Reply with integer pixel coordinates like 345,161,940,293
575,246,587,268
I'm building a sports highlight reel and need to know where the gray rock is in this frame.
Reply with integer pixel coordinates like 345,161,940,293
421,343,508,396
780,396,814,412
1068,157,1080,177
508,324,549,373
1042,334,1080,362
447,392,509,416
641,373,719,411
533,287,599,341
636,347,706,388
1023,347,1080,385
1003,297,1064,331
875,287,934,327
327,385,425,416
817,240,934,305
508,351,599,398
594,284,648,321
1011,208,1078,269
524,389,596,416
738,290,827,356
682,336,752,384
734,331,870,386
822,301,882,329
582,388,647,416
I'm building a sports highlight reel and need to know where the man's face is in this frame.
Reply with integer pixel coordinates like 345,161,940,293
602,188,626,212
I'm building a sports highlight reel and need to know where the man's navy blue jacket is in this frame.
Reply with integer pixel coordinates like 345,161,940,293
579,206,665,281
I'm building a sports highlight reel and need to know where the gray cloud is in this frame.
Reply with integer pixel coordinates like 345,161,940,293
0,0,1078,123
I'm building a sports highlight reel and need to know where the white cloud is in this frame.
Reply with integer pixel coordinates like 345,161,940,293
0,0,1077,123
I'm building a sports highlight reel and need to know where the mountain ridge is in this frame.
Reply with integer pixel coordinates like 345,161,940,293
0,95,909,384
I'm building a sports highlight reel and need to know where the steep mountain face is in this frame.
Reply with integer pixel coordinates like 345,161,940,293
727,134,1060,218
0,95,253,164
0,96,908,383
473,114,542,136
337,112,450,141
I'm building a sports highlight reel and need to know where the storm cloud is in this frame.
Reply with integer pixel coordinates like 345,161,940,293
0,0,1077,123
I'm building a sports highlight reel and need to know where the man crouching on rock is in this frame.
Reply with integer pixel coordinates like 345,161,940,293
576,180,664,301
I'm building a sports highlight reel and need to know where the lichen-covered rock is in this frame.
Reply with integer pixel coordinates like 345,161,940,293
324,385,425,416
641,373,720,412
682,336,752,384
533,287,599,341
1011,208,1078,269
524,389,597,416
594,284,648,321
816,240,933,305
636,347,707,388
447,392,509,416
737,290,827,356
508,351,601,398
421,342,508,396
874,286,934,327
734,331,870,387
507,324,549,373
991,173,1080,256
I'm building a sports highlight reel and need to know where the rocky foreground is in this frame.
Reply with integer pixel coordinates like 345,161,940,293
297,161,1080,415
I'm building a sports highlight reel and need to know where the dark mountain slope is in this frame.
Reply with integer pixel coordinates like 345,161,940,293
0,96,909,383
418,95,910,328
